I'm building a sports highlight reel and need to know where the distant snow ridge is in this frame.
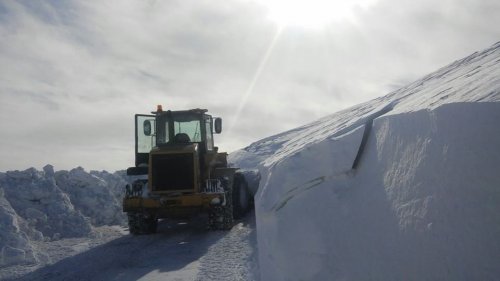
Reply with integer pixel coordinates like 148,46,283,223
0,165,128,268
230,42,500,280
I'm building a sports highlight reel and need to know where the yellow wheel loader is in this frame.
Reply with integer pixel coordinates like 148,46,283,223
123,106,251,234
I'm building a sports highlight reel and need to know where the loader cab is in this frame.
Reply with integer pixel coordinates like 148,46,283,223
128,108,221,175
155,109,211,148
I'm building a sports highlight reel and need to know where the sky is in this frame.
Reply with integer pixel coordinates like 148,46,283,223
0,0,499,172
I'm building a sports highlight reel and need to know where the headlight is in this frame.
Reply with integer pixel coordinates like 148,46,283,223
125,180,146,197
133,181,144,192
210,197,221,205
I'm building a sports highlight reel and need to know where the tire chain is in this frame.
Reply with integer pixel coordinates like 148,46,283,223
208,188,234,230
128,212,157,235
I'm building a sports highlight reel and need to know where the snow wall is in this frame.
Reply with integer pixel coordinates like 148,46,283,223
256,103,500,281
0,166,128,268
229,42,500,280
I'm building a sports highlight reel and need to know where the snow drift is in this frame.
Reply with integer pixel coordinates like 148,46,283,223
0,166,128,268
230,42,500,280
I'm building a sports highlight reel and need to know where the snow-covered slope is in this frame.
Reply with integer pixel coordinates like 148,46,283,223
229,42,500,280
0,166,128,268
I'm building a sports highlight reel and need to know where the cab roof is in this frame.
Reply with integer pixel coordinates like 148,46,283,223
152,108,208,115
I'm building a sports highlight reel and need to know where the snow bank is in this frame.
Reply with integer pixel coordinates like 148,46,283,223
1,166,92,239
230,42,500,280
0,166,128,268
0,188,39,267
55,168,124,226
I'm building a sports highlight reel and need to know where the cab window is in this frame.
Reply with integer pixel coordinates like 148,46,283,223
205,117,214,151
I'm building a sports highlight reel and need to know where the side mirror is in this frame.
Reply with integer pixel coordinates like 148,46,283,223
214,118,222,134
143,120,152,136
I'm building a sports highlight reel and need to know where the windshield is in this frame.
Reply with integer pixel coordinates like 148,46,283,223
174,118,202,142
156,113,202,145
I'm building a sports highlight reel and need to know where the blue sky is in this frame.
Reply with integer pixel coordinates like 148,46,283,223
1,0,499,171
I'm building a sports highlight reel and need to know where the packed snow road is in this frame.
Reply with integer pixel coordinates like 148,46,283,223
6,212,259,281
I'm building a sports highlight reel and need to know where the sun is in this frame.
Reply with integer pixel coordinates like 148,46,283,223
255,0,376,28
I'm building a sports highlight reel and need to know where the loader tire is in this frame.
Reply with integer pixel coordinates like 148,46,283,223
208,182,234,230
128,212,157,235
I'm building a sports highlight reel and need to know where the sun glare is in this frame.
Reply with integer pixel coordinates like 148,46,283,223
256,0,376,28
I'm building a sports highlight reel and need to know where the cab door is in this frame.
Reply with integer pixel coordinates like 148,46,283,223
135,114,155,167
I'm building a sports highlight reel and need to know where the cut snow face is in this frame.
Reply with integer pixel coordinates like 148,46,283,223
230,42,500,280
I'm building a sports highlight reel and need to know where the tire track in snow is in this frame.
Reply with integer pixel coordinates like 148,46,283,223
196,212,259,281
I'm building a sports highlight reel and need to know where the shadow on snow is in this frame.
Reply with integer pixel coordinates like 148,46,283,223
13,218,228,281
